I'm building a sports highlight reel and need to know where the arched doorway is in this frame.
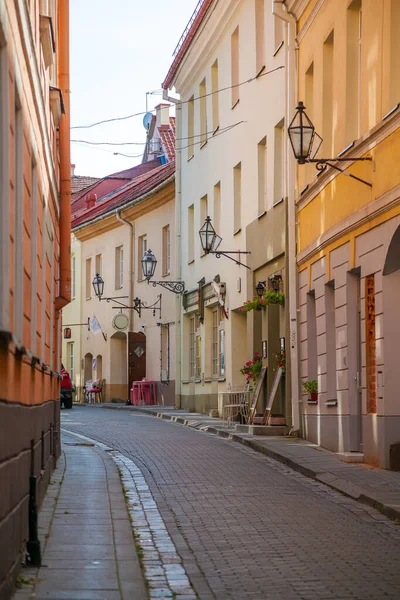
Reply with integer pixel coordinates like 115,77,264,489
96,355,103,380
110,332,127,402
84,353,93,383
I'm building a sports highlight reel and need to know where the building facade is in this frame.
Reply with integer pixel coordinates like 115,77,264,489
287,0,400,467
0,0,70,596
163,0,294,422
67,106,177,404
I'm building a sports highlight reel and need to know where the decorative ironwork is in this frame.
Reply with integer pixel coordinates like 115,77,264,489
111,295,162,319
150,280,185,294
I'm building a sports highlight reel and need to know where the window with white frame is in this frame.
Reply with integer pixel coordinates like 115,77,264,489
115,246,123,289
68,342,74,382
212,309,219,377
189,315,196,379
219,328,225,377
71,255,76,299
162,226,170,275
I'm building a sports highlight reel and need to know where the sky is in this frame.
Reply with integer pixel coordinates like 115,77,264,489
70,0,198,178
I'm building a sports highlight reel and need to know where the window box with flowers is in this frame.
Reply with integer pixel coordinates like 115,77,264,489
240,289,284,313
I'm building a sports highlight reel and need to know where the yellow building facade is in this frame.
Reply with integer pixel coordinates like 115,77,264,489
287,0,400,467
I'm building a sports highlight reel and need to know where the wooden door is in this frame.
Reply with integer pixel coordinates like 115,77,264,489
128,332,146,395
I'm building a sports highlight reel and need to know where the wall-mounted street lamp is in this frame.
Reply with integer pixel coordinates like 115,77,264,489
141,249,185,294
92,273,162,318
199,216,250,269
288,102,372,187
256,274,283,297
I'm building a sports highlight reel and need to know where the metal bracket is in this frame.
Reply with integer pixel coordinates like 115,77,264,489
150,280,185,294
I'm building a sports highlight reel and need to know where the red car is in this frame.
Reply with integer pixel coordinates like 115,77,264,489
60,365,73,409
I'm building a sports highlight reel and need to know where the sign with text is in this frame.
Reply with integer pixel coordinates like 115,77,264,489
248,367,267,424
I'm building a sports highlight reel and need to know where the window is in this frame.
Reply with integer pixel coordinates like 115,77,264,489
305,63,315,179
187,95,194,159
213,182,221,233
212,309,218,376
257,137,267,214
255,0,265,74
196,332,201,378
115,246,123,289
231,27,239,107
68,342,74,383
323,30,334,156
200,194,208,228
162,225,170,275
71,255,76,299
95,253,102,276
233,162,241,233
189,315,196,378
365,274,377,414
188,205,194,263
138,236,147,279
14,89,23,343
274,120,284,205
199,78,207,146
346,0,361,143
85,258,92,299
211,60,219,131
219,329,225,377
30,160,38,353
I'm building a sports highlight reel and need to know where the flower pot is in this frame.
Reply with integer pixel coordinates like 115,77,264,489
310,392,318,402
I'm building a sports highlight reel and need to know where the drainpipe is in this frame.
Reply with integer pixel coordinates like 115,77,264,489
116,210,134,332
273,0,301,433
163,89,181,408
55,0,71,311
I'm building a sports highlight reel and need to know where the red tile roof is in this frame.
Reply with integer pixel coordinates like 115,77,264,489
71,159,162,212
162,0,213,90
159,117,176,160
72,161,175,229
71,175,101,193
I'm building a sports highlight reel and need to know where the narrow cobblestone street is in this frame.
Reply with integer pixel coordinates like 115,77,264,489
62,407,400,600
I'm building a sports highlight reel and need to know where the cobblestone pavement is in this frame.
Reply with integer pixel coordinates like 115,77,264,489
62,407,400,600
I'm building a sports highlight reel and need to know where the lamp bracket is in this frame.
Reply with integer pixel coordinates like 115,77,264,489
150,280,185,295
211,250,251,270
309,157,372,188
111,294,162,319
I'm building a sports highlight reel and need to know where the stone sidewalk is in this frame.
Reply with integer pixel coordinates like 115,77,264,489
81,403,400,522
13,432,146,600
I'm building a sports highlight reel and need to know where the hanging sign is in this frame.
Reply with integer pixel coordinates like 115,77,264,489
91,315,102,335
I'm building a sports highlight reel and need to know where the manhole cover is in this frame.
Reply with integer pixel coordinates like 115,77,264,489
134,345,145,358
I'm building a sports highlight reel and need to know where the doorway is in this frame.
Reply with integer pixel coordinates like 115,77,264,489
128,331,146,397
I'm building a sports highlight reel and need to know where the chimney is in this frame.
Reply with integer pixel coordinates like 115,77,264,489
85,192,97,209
155,103,170,128
71,163,76,177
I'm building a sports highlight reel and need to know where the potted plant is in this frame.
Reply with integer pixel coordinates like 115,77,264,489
240,353,262,383
301,380,318,402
